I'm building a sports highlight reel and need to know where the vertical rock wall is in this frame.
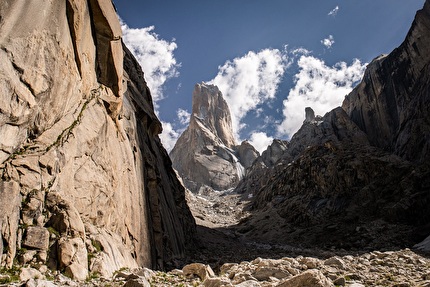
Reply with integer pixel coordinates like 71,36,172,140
342,0,430,162
0,0,195,279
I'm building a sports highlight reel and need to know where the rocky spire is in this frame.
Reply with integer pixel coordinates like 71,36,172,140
191,83,236,148
170,83,256,193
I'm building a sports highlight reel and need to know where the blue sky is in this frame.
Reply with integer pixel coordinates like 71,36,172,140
114,0,425,153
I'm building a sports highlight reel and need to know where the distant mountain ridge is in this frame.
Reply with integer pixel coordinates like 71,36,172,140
234,0,430,250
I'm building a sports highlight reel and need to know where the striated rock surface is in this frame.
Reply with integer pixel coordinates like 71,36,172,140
235,0,430,250
342,0,430,163
170,83,254,193
0,0,195,277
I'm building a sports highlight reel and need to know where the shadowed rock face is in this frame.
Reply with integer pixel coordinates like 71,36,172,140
236,1,430,250
342,0,430,163
0,0,195,277
170,83,257,193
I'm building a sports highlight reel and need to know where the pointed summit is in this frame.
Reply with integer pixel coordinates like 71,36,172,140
191,83,236,147
170,83,257,193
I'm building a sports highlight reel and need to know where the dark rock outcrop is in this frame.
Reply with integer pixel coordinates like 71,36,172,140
0,0,195,277
170,83,254,193
342,0,430,163
236,1,430,250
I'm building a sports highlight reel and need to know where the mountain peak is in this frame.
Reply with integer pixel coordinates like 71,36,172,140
191,83,236,148
171,83,257,193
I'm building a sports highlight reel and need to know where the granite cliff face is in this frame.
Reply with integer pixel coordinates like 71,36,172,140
0,0,195,279
236,1,430,250
342,0,430,163
170,83,258,193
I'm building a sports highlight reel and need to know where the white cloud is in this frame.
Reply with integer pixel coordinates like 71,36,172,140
248,132,274,154
291,47,311,56
177,108,191,125
121,22,180,106
277,55,367,138
159,121,180,153
208,49,289,140
321,35,335,49
328,5,339,16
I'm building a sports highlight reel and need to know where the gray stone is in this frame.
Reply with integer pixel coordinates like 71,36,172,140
203,277,233,287
276,270,334,287
183,263,215,281
123,278,151,287
23,227,50,251
235,280,262,287
19,267,44,282
304,107,315,123
324,257,346,270
25,279,58,287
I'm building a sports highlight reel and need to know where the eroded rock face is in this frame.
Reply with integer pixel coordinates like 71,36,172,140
0,0,195,276
170,83,253,193
342,0,430,163
236,0,430,249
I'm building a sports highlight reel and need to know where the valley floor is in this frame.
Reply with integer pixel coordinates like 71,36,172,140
1,189,430,287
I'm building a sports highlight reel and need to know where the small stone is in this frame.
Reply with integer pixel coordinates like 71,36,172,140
38,265,48,273
236,280,262,287
23,227,50,250
183,263,215,281
123,278,151,287
20,267,44,282
21,249,38,264
276,270,333,287
324,256,346,270
37,250,48,262
25,278,58,287
220,263,238,275
253,267,289,281
203,277,233,287
333,277,346,286
299,257,320,269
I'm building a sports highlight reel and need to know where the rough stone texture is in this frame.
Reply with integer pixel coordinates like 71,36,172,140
170,83,252,193
236,141,259,170
87,226,139,278
123,278,151,287
304,107,315,123
22,227,50,251
0,181,21,267
342,0,430,163
0,0,194,275
276,270,334,287
260,139,289,167
414,234,430,251
235,0,430,250
182,263,215,281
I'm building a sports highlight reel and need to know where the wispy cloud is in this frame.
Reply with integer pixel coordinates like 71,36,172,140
321,35,335,49
121,22,180,106
248,132,273,154
177,108,191,125
159,121,180,152
277,54,367,138
208,49,290,140
121,21,183,150
328,5,340,16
